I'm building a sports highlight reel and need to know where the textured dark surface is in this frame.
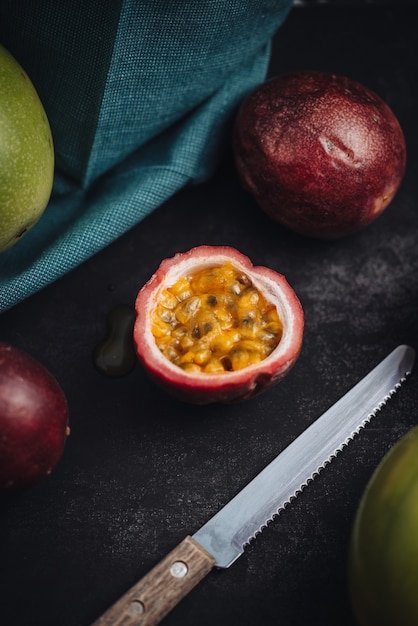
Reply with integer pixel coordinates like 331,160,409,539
1,5,417,626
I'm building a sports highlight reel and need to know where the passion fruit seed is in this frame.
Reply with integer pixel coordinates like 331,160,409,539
150,262,283,374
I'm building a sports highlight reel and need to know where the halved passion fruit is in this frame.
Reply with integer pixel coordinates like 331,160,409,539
134,246,304,404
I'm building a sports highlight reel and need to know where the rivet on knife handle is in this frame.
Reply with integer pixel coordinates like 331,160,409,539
90,344,414,626
91,536,215,626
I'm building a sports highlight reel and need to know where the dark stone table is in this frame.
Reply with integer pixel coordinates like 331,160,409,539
1,4,417,625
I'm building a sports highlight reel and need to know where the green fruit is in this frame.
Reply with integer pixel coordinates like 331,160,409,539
0,44,54,253
348,426,418,626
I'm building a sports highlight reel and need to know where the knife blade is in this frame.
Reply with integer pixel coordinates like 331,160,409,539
91,344,414,626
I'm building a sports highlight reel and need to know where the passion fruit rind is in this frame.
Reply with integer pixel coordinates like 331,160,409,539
134,246,304,404
233,71,407,239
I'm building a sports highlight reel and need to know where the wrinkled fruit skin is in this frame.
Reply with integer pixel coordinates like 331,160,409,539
0,45,54,253
134,246,304,404
348,426,418,626
234,71,406,239
0,343,69,492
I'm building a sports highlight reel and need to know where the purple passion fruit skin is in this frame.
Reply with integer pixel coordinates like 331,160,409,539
133,245,304,404
0,343,69,492
233,71,406,239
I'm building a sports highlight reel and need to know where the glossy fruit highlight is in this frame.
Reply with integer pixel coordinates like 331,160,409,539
348,426,418,626
0,343,69,492
234,70,406,239
134,246,304,404
0,44,54,253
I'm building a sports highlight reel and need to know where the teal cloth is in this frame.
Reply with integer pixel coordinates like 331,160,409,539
0,0,293,313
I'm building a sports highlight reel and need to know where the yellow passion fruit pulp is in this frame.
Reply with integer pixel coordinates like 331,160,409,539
134,246,304,404
151,261,283,375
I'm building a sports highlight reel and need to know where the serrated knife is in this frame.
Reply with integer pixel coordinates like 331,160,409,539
91,344,414,626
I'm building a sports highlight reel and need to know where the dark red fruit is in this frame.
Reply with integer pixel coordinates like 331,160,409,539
0,343,69,492
234,70,406,239
134,246,304,404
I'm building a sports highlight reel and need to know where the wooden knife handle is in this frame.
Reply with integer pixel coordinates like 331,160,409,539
91,536,216,626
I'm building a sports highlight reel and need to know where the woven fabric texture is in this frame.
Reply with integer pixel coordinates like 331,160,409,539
0,0,293,312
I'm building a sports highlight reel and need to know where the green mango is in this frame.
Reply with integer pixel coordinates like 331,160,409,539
348,425,418,626
0,44,54,253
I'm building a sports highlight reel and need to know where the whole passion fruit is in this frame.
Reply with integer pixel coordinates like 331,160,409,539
0,44,54,253
233,70,406,239
348,426,418,626
0,343,69,492
134,246,304,404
